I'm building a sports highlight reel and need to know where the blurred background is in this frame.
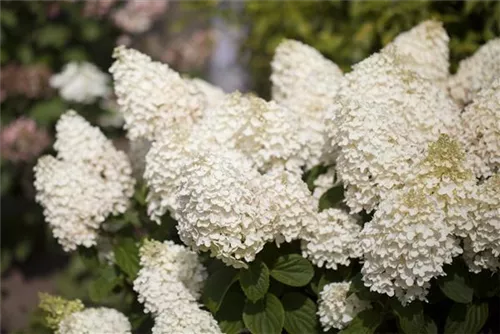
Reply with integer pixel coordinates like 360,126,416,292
0,1,498,333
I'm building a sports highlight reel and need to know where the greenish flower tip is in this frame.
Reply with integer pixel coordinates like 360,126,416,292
38,292,84,330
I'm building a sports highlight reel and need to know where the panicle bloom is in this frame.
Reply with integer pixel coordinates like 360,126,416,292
360,135,475,304
327,44,460,213
463,174,500,272
271,39,343,168
302,209,362,270
383,20,450,82
448,38,500,105
189,78,225,109
260,166,318,244
175,150,275,268
110,46,204,140
38,293,84,331
459,79,500,178
58,307,131,334
50,62,110,103
134,240,221,333
194,92,302,171
34,111,134,251
0,117,50,163
317,282,370,331
112,0,168,34
360,186,462,304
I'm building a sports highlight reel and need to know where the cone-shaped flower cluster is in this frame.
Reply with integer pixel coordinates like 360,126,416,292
34,111,134,251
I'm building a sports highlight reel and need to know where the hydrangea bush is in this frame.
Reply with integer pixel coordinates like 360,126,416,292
35,21,499,334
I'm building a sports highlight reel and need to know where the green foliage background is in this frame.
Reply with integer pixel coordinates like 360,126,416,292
215,0,500,98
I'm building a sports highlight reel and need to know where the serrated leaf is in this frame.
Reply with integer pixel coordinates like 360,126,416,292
243,293,284,334
216,288,246,334
240,260,270,302
113,238,140,280
269,254,314,287
438,263,473,303
282,292,318,334
339,309,382,334
203,266,238,313
444,302,488,334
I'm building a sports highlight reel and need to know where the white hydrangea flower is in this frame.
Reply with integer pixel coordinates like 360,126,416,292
189,78,225,109
361,186,462,304
34,111,134,251
318,282,370,331
57,307,131,334
360,136,474,304
271,39,343,168
176,150,275,268
134,240,221,334
50,62,109,104
260,166,318,244
302,209,362,270
448,38,500,105
110,46,204,140
177,151,274,267
459,79,500,178
152,301,222,334
383,20,450,82
463,174,500,272
312,167,337,201
194,92,302,171
327,44,460,213
135,239,207,306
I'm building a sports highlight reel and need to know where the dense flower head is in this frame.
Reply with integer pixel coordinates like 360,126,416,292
271,39,343,168
302,209,362,270
361,186,462,304
58,307,131,334
317,282,371,331
0,117,50,163
384,20,450,82
110,46,204,141
328,44,460,213
260,166,318,244
34,111,134,251
194,92,302,171
175,149,275,268
189,78,225,110
50,62,110,103
38,293,84,331
459,78,500,178
463,174,500,272
448,38,500,105
134,240,221,333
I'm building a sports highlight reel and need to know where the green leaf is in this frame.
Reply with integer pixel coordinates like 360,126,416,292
29,99,65,126
35,25,70,48
216,288,246,334
282,292,318,334
240,260,270,302
88,266,120,302
203,266,238,313
438,263,473,303
243,293,285,334
348,273,379,300
391,299,436,334
269,254,314,287
340,309,382,334
319,184,344,211
113,237,140,280
444,302,488,334
470,271,500,298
